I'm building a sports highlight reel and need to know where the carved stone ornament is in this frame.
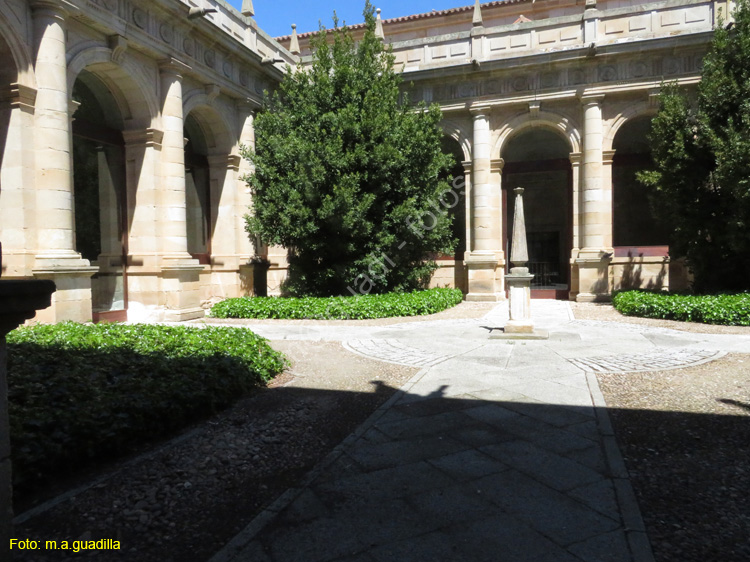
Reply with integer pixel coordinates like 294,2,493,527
159,23,173,44
132,8,147,29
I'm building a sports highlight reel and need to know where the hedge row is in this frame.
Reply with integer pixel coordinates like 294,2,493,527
612,290,750,326
209,288,465,320
7,323,285,492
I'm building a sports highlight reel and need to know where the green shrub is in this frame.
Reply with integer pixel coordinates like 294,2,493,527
209,288,464,320
7,323,285,492
613,290,750,326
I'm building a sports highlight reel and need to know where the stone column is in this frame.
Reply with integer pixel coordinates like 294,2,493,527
30,0,97,322
236,104,270,296
205,153,242,301
121,128,164,321
576,94,612,301
158,58,194,263
465,108,502,301
158,59,204,320
236,103,257,258
0,84,37,277
568,152,582,300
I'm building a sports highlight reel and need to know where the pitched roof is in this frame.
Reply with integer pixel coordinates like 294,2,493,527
275,0,531,41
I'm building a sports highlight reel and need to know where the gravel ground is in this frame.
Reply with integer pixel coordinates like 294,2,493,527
574,302,750,562
12,341,416,562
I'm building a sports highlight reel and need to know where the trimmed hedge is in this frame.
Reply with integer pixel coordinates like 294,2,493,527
7,323,285,492
613,290,750,326
209,288,465,320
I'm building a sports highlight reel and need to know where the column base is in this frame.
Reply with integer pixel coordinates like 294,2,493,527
32,261,98,323
161,263,206,322
574,248,613,303
465,252,505,302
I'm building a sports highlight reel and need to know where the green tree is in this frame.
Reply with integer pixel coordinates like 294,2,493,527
639,0,750,292
244,1,456,297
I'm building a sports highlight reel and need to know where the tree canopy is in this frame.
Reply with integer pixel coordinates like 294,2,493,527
245,1,456,297
639,0,750,292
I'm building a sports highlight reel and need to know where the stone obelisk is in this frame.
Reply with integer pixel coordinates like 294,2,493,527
504,188,536,334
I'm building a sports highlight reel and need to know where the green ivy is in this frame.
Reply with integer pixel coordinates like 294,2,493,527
209,288,464,320
613,290,750,326
7,323,285,493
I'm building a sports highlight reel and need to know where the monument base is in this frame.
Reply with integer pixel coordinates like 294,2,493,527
489,328,549,340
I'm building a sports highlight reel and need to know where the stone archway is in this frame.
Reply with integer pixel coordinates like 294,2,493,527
610,115,672,291
183,102,244,304
611,116,668,248
71,70,129,321
501,127,573,299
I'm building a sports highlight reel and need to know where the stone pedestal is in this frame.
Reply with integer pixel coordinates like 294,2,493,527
504,267,534,333
0,279,55,560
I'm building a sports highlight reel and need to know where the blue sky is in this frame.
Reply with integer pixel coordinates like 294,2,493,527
227,1,473,38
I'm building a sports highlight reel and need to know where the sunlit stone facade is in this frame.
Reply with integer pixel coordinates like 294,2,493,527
0,0,727,322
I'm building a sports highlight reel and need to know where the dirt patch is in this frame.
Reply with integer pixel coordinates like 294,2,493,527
12,342,416,562
597,354,750,562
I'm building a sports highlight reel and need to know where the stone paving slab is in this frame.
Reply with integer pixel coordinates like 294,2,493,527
209,299,750,562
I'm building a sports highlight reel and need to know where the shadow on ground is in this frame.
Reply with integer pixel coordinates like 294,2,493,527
11,380,750,562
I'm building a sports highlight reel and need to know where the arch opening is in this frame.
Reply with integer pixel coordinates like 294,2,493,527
436,136,467,292
612,117,669,248
72,70,128,321
502,128,572,298
184,113,213,263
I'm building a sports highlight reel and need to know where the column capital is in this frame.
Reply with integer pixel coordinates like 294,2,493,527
123,127,164,148
469,105,492,118
29,0,68,19
490,158,505,173
159,57,191,79
569,152,582,165
0,83,37,114
602,149,616,165
579,93,605,106
461,160,473,175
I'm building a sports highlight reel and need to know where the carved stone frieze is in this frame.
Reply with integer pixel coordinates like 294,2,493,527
415,51,704,104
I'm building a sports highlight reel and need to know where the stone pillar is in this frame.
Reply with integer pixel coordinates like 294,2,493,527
30,0,97,322
236,103,257,259
0,84,37,277
504,188,535,334
204,153,242,302
158,59,204,320
159,58,194,263
576,94,612,301
465,108,502,301
236,104,271,296
569,151,582,300
121,128,163,321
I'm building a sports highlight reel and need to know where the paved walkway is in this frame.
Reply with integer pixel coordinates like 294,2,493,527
209,302,750,562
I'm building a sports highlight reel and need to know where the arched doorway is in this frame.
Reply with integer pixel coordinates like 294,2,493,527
438,136,467,292
502,128,572,299
184,114,212,264
71,70,128,322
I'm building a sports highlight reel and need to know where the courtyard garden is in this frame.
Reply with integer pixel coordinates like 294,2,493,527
7,323,285,497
